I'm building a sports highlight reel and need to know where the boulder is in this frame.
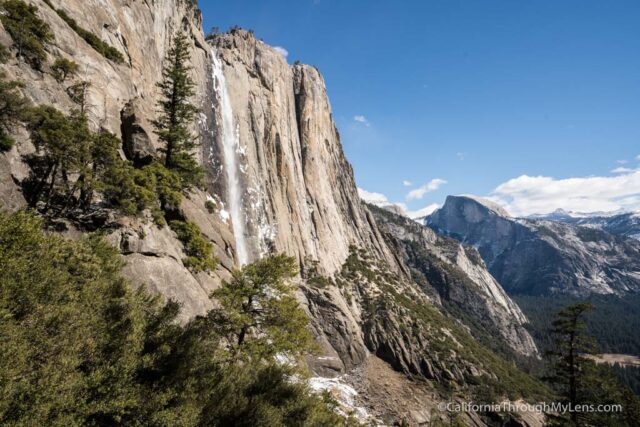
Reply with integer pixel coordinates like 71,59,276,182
120,99,155,166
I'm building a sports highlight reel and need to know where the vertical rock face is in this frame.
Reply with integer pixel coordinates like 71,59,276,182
4,0,210,142
208,30,395,274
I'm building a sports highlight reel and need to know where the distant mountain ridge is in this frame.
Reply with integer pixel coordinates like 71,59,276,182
528,209,640,240
425,195,640,296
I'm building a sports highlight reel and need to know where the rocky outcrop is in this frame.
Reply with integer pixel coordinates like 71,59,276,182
104,189,235,324
120,98,155,165
301,247,546,407
427,195,640,296
369,204,538,358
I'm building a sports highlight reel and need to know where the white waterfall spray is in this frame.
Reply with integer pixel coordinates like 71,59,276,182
211,49,250,266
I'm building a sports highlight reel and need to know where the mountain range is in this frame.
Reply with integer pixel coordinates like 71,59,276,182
425,195,640,296
529,209,640,240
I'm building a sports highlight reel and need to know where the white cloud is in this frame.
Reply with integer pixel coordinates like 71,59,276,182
456,152,466,160
406,179,447,200
353,115,370,126
402,180,412,187
636,154,640,161
405,203,440,219
490,171,640,216
273,46,288,58
611,166,634,174
357,188,388,204
618,160,629,164
357,188,439,220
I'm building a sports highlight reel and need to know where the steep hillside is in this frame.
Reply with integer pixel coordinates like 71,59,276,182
368,204,538,359
427,195,640,296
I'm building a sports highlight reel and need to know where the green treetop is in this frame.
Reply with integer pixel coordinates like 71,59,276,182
547,302,640,426
0,0,53,69
154,31,203,190
209,254,315,362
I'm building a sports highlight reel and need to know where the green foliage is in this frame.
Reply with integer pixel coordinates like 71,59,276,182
516,293,640,356
169,219,218,272
611,364,640,395
304,257,334,288
42,1,125,64
205,199,216,213
21,104,192,224
545,302,640,426
0,210,179,425
146,161,183,213
0,0,53,69
23,106,159,218
546,303,595,425
0,43,9,63
516,293,640,394
0,210,348,426
24,106,96,212
154,31,203,189
51,57,79,83
0,70,29,152
210,255,314,361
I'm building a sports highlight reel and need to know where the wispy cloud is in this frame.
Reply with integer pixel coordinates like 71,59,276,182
273,46,288,59
618,160,629,164
406,179,447,200
353,115,370,127
490,171,640,216
402,180,412,187
456,152,466,160
611,166,635,174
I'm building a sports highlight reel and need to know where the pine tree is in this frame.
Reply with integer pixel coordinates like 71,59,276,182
547,302,596,426
153,31,203,190
24,106,159,217
51,57,79,83
0,0,53,69
209,255,314,361
0,71,28,151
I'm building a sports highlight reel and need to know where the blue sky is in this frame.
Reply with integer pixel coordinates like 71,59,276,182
200,0,640,217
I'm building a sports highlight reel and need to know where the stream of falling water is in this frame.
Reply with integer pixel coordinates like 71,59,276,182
211,49,249,266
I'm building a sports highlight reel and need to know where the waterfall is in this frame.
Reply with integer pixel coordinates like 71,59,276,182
211,49,250,266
